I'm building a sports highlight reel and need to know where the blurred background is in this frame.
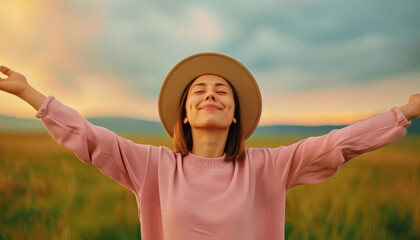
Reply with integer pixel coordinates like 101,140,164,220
0,0,419,239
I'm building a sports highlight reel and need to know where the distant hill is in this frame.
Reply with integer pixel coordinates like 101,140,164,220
0,115,46,132
254,118,420,137
86,117,166,135
0,115,167,135
253,124,348,136
0,114,419,136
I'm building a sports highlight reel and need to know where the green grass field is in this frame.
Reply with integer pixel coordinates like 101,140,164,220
0,133,419,239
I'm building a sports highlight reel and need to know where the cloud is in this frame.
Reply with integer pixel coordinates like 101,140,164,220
253,67,351,94
235,25,391,70
1,0,419,125
260,71,420,125
82,1,230,96
0,69,158,120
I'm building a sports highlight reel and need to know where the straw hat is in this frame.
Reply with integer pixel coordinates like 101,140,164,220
158,52,262,139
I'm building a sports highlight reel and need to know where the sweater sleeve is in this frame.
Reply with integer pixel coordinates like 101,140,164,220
35,95,155,194
269,106,412,190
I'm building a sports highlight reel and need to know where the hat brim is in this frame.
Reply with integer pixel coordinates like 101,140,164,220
158,52,262,139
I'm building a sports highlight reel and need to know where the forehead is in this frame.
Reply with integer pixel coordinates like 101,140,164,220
190,74,232,88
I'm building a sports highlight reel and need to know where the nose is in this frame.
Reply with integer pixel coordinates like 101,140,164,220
205,91,216,101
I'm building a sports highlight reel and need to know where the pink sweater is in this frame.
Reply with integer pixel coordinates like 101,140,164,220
35,96,411,240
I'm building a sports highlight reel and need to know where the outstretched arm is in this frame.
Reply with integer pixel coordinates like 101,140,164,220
0,65,46,110
399,94,420,121
266,93,418,190
0,65,162,195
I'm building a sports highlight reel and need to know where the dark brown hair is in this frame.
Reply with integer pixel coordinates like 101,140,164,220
173,76,245,162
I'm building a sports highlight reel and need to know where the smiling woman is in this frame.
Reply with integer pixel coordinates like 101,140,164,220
0,52,419,240
173,74,244,161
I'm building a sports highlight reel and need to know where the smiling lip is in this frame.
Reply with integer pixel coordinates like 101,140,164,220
199,104,222,110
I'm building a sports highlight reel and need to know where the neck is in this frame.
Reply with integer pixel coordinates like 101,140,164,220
191,128,229,158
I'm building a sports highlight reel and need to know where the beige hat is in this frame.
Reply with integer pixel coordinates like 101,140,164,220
158,52,262,139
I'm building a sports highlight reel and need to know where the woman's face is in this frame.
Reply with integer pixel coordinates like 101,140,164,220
184,74,236,130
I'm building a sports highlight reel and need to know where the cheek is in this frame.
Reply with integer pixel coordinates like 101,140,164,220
184,102,191,116
225,99,235,113
230,106,236,117
184,98,195,116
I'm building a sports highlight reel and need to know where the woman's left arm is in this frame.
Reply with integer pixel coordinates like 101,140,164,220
399,93,420,121
268,93,418,190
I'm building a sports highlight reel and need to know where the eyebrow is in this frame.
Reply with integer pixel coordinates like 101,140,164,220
191,82,230,89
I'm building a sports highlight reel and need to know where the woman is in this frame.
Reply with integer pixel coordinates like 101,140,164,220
0,52,419,240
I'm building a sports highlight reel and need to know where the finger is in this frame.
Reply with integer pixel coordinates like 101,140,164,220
0,65,13,76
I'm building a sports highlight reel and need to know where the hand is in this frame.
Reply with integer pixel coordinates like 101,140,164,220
399,93,420,121
0,65,46,111
0,65,29,96
408,93,420,106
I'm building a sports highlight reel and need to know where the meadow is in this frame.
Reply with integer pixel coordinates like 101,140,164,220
0,132,419,239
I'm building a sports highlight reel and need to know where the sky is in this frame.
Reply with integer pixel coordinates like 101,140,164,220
0,0,419,126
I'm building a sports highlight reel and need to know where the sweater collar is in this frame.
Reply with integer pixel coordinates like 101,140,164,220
183,152,231,169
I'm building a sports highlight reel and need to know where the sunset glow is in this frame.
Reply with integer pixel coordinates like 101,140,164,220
1,0,419,126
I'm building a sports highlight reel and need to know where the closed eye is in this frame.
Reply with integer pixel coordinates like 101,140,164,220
193,90,227,94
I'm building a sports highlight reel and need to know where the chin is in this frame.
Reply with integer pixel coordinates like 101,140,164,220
193,120,231,129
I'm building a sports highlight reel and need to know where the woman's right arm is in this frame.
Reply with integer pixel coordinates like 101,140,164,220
0,65,162,195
